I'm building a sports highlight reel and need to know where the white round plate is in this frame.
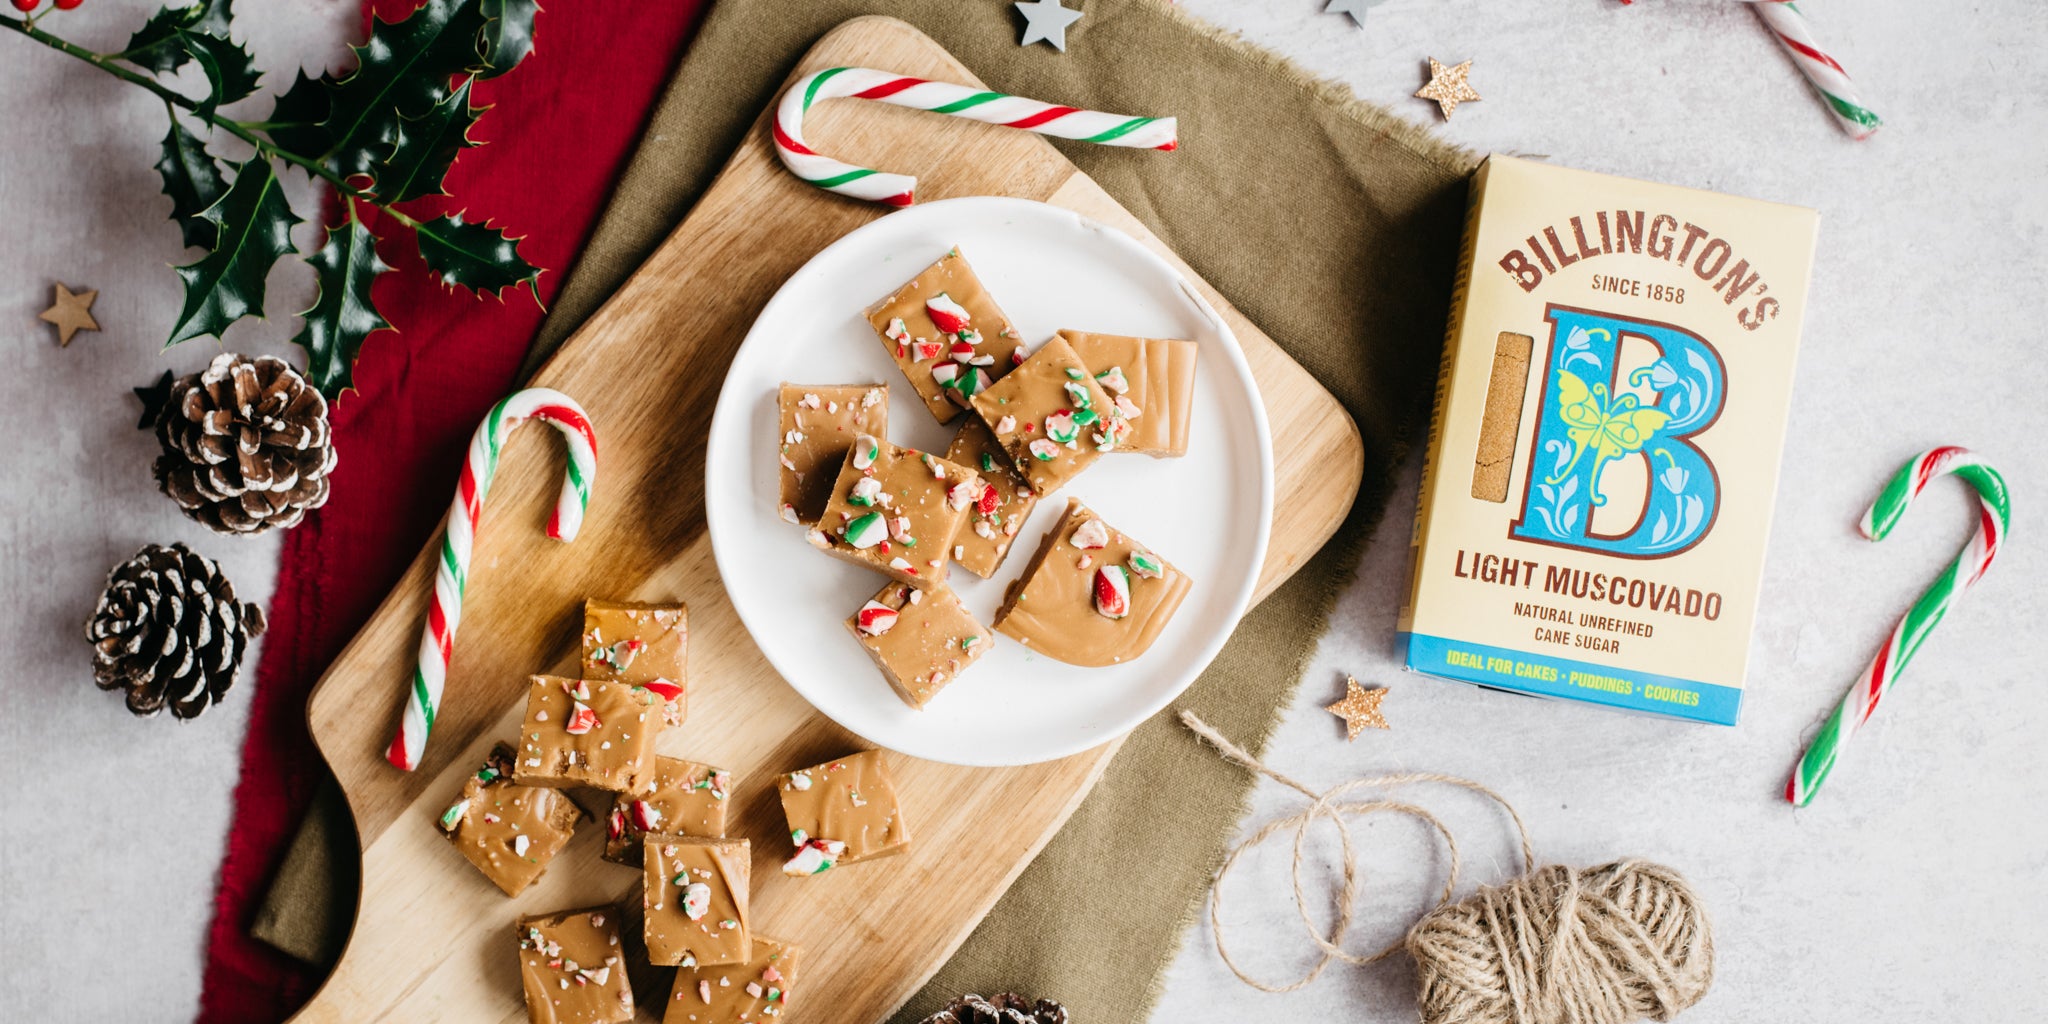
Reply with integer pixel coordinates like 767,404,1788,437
704,196,1273,766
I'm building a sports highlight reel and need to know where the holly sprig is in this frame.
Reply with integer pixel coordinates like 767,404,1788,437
1,0,543,397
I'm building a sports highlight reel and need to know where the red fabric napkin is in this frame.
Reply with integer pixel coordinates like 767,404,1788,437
195,3,709,1020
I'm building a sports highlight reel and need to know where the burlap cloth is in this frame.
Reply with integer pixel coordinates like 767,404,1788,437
256,2,1476,1020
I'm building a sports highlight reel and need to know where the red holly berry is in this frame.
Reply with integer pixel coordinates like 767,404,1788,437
54,0,84,9
12,0,43,12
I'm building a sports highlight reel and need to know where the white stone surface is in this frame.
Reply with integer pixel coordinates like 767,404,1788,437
0,1,2043,1021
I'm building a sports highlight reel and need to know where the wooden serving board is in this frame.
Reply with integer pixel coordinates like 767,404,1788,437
297,16,1362,1024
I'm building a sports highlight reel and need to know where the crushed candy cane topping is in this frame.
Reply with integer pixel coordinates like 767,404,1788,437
681,881,713,920
1094,366,1129,393
1071,518,1110,549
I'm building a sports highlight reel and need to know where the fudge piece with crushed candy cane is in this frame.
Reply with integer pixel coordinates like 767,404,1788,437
864,248,1025,424
644,835,751,967
602,756,733,867
777,749,912,876
812,435,980,590
512,675,663,796
515,904,633,1024
441,742,582,897
847,581,992,711
775,382,888,524
583,599,688,728
1059,329,1198,458
663,934,801,1024
995,498,1192,667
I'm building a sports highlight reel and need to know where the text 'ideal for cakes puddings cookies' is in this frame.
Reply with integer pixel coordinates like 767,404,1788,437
864,248,1025,423
809,434,981,589
582,599,688,727
777,749,913,877
516,905,633,1024
776,382,888,524
995,498,1193,667
440,743,583,897
664,934,801,1024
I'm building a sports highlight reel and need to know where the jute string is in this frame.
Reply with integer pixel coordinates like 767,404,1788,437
1182,711,1715,1024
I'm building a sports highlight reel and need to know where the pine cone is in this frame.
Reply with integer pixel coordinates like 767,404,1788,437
85,543,267,719
155,352,336,535
920,993,1067,1024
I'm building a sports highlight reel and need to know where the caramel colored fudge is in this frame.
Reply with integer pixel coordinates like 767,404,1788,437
970,333,1115,497
942,416,1039,578
604,757,734,867
512,676,663,796
516,905,633,1024
583,600,687,728
440,743,583,897
864,248,1025,424
847,581,993,710
776,383,888,524
664,935,801,1024
1060,329,1198,457
994,498,1193,667
809,435,980,590
777,749,912,877
644,835,751,967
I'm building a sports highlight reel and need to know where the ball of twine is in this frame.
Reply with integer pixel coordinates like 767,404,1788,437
1183,711,1714,1024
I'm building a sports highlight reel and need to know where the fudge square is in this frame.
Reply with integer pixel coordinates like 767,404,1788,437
777,749,913,877
604,757,734,867
1059,329,1198,457
943,416,1039,578
776,383,888,524
439,742,582,897
995,498,1193,667
583,599,687,727
664,934,801,1024
864,247,1025,424
644,835,751,967
847,580,992,711
970,332,1116,497
810,434,980,590
512,676,663,796
516,904,633,1024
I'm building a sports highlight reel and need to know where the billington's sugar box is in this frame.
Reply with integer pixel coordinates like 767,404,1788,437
1398,156,1819,724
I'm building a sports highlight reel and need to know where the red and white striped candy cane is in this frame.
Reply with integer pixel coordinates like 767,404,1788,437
774,66,1177,206
1786,447,2009,806
385,388,598,772
1744,1,1882,140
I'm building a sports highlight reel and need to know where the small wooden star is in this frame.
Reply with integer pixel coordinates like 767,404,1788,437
39,282,100,347
1014,0,1084,52
133,369,176,430
1325,0,1389,29
1415,57,1482,120
1325,676,1390,741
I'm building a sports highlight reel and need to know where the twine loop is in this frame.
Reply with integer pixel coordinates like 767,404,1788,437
1183,711,1714,1024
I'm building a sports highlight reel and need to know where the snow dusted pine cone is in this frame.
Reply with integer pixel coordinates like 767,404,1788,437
85,543,267,719
919,993,1069,1024
154,352,335,535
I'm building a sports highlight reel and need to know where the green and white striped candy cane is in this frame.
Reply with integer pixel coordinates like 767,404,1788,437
1787,447,2008,806
386,388,598,773
774,67,1177,206
1743,0,1882,139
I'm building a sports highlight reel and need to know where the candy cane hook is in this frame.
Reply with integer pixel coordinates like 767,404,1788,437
386,388,599,772
1786,447,2009,806
774,66,1177,206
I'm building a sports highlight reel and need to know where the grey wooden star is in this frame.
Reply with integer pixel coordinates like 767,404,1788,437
1325,0,1389,28
1015,0,1084,52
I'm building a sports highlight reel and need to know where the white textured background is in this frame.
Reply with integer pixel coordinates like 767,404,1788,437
2,1,2044,1021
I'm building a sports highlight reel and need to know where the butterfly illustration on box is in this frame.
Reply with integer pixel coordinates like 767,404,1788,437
1513,307,1726,558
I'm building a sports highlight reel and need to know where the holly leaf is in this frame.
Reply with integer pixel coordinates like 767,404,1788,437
321,0,492,183
294,207,393,396
414,213,539,299
119,0,236,74
167,158,302,346
155,118,228,250
181,32,262,122
477,0,540,78
378,77,481,204
261,70,332,160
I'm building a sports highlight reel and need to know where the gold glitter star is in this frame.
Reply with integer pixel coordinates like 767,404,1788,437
1325,677,1389,741
1415,57,1481,120
38,282,100,347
